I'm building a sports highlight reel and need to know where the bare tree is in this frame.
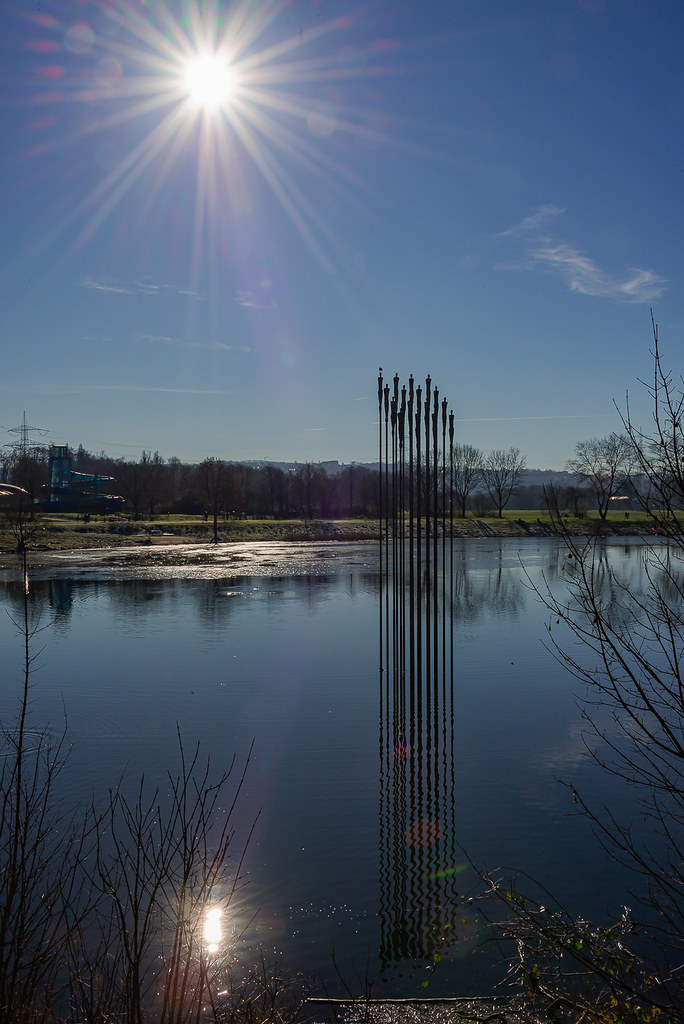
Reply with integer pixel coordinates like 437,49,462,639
0,546,90,1021
479,323,684,1021
450,443,483,517
2,486,39,552
10,450,49,509
140,450,167,520
1,555,305,1024
263,465,291,518
196,458,231,542
566,433,631,521
70,738,253,1024
621,313,684,534
481,447,526,518
166,455,193,510
115,459,149,520
293,463,327,519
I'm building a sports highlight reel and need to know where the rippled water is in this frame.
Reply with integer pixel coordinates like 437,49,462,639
0,537,658,996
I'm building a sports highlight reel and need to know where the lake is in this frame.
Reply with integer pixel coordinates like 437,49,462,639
0,537,656,998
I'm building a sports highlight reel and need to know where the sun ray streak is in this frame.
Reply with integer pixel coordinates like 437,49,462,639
230,96,369,198
229,114,334,271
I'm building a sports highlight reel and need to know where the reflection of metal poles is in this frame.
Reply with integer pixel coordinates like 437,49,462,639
377,371,460,976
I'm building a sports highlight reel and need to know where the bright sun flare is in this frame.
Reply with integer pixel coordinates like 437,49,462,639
26,0,400,275
183,52,237,112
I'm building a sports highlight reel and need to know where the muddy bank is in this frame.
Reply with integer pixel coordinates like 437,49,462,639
0,515,657,575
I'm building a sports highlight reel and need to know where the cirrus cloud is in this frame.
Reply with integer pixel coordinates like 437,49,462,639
497,206,666,304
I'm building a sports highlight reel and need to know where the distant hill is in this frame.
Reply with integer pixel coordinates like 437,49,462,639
520,468,576,487
240,462,573,481
240,460,575,487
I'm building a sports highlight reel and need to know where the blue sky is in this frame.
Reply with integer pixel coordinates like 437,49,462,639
1,0,682,468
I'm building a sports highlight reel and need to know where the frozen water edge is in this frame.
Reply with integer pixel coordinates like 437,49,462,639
0,540,380,582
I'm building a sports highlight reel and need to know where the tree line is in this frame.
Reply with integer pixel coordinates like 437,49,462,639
1,432,660,522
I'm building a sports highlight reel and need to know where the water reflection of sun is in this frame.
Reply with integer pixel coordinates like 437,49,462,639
16,0,407,273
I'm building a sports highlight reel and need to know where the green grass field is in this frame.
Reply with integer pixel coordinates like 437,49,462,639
0,507,668,554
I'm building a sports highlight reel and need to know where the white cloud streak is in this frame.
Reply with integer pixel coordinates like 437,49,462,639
137,333,252,352
234,290,268,308
497,205,666,304
86,385,236,394
497,204,566,237
78,277,136,294
531,244,666,302
453,413,610,423
78,276,202,298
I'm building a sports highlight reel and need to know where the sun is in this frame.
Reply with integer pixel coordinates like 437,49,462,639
20,0,408,276
183,52,238,113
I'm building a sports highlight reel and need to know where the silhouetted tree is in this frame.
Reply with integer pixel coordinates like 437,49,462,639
140,450,167,519
481,322,684,1022
10,451,49,509
621,323,684,529
293,463,327,518
196,458,230,541
263,465,290,518
481,447,526,518
166,455,193,510
115,459,148,520
566,433,631,520
338,465,378,516
450,443,484,517
2,487,39,552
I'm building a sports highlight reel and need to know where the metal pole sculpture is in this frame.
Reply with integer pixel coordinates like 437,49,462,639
377,370,461,980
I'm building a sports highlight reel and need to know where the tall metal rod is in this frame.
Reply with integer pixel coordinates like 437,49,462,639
408,376,415,694
377,370,462,971
432,387,439,691
448,410,455,687
415,387,422,698
383,383,390,685
441,398,448,688
423,376,431,689
378,369,384,676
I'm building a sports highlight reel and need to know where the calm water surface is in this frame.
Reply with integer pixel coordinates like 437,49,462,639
0,537,656,996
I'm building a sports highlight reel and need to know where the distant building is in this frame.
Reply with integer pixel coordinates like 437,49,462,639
43,445,124,513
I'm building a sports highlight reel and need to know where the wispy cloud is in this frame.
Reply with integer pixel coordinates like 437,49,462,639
86,385,236,394
78,276,203,298
0,383,236,396
137,334,177,346
137,333,252,353
234,290,268,308
78,277,136,294
497,205,666,304
531,244,666,302
497,204,566,238
454,413,610,423
186,342,253,352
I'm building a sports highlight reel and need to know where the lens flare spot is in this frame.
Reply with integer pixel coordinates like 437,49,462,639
96,57,122,89
406,818,443,849
307,103,337,137
65,23,94,55
427,864,469,880
38,65,65,79
26,39,60,53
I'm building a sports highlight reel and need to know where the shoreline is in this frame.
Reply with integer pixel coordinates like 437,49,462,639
0,515,659,572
